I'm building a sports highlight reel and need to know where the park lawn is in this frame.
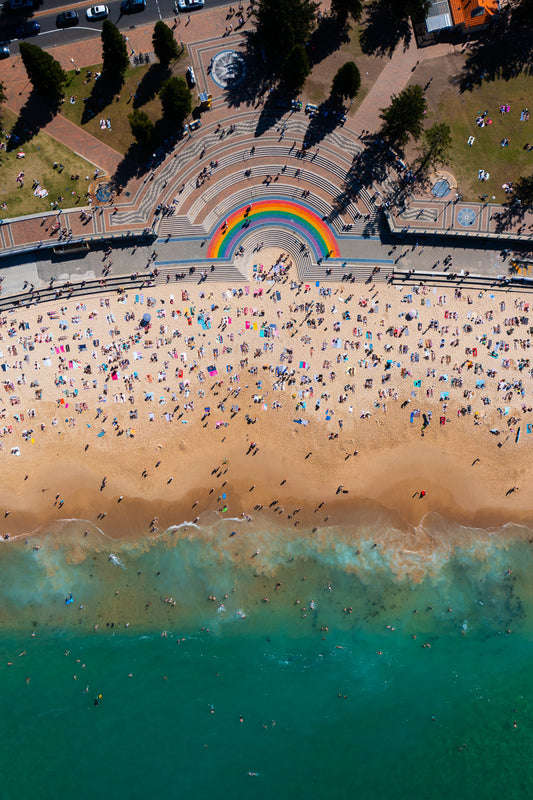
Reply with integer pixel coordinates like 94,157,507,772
59,63,162,155
304,21,386,114
59,56,191,156
339,21,386,115
433,74,533,204
0,108,94,219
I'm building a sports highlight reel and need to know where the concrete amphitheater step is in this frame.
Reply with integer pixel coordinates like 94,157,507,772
238,227,310,277
188,163,364,226
301,262,393,284
153,261,248,283
197,183,341,232
158,216,207,237
150,117,364,199
111,111,394,238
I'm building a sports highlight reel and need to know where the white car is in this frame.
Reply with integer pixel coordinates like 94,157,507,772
178,0,205,10
86,5,109,20
186,66,196,86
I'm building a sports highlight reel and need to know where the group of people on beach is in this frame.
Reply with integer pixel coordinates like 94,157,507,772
0,250,531,502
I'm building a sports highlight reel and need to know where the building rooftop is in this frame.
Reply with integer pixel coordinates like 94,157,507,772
426,0,453,31
450,0,499,28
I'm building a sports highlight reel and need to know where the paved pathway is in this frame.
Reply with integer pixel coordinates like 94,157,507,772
350,33,458,135
44,114,124,174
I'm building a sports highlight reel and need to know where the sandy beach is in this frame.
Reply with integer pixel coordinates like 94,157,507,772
1,252,533,554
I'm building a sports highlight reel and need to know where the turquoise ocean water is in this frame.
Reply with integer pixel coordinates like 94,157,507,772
2,514,533,800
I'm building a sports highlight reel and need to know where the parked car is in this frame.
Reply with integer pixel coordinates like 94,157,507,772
15,21,40,37
178,0,204,10
186,66,196,87
120,0,146,13
56,10,79,26
86,5,109,20
0,44,10,59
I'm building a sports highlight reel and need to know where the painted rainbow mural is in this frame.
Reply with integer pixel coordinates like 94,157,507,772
207,199,340,260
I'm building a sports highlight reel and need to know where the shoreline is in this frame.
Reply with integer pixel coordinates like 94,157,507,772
3,427,533,548
2,503,533,635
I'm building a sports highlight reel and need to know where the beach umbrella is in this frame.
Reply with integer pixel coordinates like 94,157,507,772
143,313,151,323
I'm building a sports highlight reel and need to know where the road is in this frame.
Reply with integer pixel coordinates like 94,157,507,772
1,0,229,52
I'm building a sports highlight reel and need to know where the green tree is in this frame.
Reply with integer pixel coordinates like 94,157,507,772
331,61,361,100
129,108,154,149
330,0,363,25
386,0,430,22
101,20,129,79
513,174,533,208
255,0,318,63
19,42,66,104
281,44,310,91
512,0,533,23
152,20,179,67
159,76,191,125
379,84,427,146
417,122,452,171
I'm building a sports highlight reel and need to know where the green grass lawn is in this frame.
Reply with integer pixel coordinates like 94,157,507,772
0,108,95,219
339,20,386,114
59,63,159,155
304,21,386,114
434,74,533,204
59,56,189,156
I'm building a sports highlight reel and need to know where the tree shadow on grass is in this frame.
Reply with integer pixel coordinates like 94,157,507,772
359,1,412,57
81,70,124,125
6,91,58,152
132,63,170,108
455,13,533,93
307,15,350,68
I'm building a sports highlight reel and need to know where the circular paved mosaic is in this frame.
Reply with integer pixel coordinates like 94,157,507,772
210,50,246,89
94,182,114,204
431,178,451,198
457,207,477,227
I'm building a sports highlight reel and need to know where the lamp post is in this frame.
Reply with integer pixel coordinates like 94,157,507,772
70,57,80,74
126,36,135,55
